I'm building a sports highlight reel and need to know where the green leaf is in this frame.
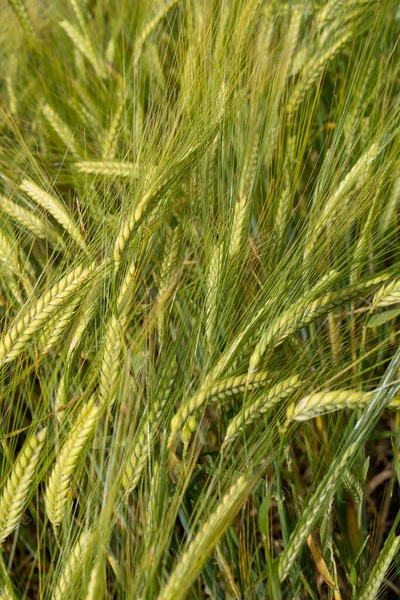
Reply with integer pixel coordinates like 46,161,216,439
367,306,400,327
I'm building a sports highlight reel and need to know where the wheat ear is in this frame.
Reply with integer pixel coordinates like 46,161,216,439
75,161,138,177
359,535,400,600
223,375,303,447
42,104,80,157
287,390,400,422
157,475,251,600
45,398,101,527
39,295,82,356
0,263,95,365
0,428,47,544
1,194,65,248
8,0,35,44
168,370,271,448
205,243,223,354
52,528,95,600
249,274,389,372
99,260,136,408
122,366,176,492
134,0,179,62
19,179,86,251
60,20,105,77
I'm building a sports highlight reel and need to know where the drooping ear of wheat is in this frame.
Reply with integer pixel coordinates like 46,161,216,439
0,428,47,544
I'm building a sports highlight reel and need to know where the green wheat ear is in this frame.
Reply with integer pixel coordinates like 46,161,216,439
0,428,47,544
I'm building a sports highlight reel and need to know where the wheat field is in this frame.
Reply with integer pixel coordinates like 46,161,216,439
0,0,400,598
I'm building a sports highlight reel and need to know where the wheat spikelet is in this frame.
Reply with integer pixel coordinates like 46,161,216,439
307,143,378,256
1,194,65,248
223,375,302,447
98,261,136,408
205,242,223,353
287,31,352,115
60,20,105,77
158,225,180,346
0,226,20,275
380,173,400,234
8,0,35,44
168,370,271,448
249,274,389,372
45,398,101,527
0,428,47,543
69,0,87,35
39,295,82,356
134,0,179,61
75,161,138,177
19,179,86,251
372,278,400,307
52,528,95,600
287,389,400,422
42,104,80,157
0,263,94,365
342,470,363,503
123,366,176,492
103,96,125,159
6,57,17,115
157,475,250,600
66,278,102,361
359,535,400,600
229,196,248,258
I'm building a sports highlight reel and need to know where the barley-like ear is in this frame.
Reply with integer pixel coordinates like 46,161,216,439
42,104,80,157
157,475,252,600
1,194,65,248
103,96,125,159
249,274,389,372
45,398,101,527
39,295,82,356
229,195,248,258
75,161,138,177
0,263,95,365
134,0,179,62
287,30,352,115
52,528,95,600
123,364,176,492
287,389,400,422
168,370,271,448
372,278,400,307
223,375,302,447
99,260,136,408
60,20,105,77
205,242,224,354
19,179,86,251
359,535,400,600
0,428,47,544
8,0,35,44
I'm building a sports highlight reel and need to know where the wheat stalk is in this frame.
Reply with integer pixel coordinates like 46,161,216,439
45,398,101,527
8,0,35,44
0,428,47,544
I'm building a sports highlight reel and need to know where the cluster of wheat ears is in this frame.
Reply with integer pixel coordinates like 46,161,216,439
0,0,400,598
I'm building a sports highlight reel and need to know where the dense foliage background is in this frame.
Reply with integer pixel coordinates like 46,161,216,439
1,0,400,597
